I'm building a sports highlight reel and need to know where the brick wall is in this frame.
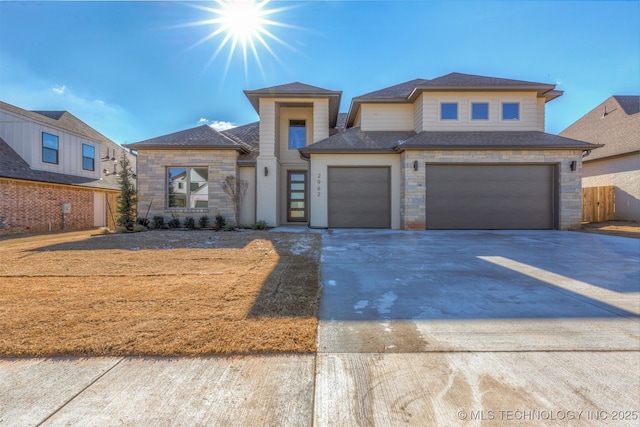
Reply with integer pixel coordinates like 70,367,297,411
136,149,239,225
0,178,114,235
400,149,584,230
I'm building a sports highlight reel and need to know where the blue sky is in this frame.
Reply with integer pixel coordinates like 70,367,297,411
0,0,638,145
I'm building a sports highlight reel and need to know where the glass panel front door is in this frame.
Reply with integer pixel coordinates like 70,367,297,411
288,171,307,222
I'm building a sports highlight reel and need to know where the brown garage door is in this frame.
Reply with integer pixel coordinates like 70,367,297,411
328,167,391,228
426,164,556,229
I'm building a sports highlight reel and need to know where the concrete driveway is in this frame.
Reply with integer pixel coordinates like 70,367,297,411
1,230,639,426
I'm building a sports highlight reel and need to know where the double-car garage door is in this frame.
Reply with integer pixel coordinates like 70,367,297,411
425,164,556,229
326,164,556,230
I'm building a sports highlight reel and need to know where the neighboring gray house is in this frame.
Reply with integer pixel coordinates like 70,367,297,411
0,100,136,234
560,95,640,221
127,72,598,230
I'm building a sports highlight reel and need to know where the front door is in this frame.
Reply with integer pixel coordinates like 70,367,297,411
287,171,307,222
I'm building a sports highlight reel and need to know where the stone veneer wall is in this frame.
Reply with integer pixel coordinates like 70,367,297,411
400,149,584,230
136,149,239,225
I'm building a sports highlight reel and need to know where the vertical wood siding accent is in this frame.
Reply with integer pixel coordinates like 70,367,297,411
278,107,314,165
413,95,424,132
0,109,101,179
313,99,329,142
360,104,415,131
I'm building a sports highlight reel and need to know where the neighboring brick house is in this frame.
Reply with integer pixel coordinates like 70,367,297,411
127,72,598,230
560,96,640,221
0,100,136,235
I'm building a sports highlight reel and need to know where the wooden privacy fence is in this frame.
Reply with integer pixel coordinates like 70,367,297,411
582,186,615,222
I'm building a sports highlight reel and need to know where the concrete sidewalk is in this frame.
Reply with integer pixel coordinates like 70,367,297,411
1,230,639,426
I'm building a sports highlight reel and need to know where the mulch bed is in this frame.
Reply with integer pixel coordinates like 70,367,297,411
0,230,321,357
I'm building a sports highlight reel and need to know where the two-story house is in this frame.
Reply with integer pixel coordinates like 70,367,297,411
127,72,598,230
560,95,639,221
0,100,136,235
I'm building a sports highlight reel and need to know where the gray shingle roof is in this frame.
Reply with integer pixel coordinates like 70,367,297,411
560,95,639,161
347,73,562,127
397,131,600,150
300,129,598,155
0,136,125,189
300,128,416,154
126,125,247,152
221,122,260,161
243,82,342,128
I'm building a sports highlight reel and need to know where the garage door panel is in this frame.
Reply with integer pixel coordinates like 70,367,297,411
426,164,555,230
328,167,390,228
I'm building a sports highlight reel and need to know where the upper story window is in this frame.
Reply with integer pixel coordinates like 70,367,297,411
440,103,458,120
502,103,520,120
167,167,209,209
82,144,95,171
42,132,59,164
288,119,306,149
471,103,489,120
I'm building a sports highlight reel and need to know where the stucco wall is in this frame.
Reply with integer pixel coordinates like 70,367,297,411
583,153,640,220
400,149,584,230
136,149,239,225
308,153,401,229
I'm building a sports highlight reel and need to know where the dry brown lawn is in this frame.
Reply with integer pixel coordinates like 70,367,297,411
577,221,640,239
0,229,321,357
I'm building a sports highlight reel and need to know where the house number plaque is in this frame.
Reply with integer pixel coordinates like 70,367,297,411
316,173,321,197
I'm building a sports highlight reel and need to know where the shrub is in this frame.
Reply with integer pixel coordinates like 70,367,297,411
215,214,226,230
168,215,181,229
251,220,268,230
223,224,236,231
152,215,165,229
199,215,210,229
137,217,150,228
133,224,147,232
184,216,196,230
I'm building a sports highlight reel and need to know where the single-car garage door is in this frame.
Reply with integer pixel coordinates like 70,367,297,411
426,164,556,229
328,167,390,228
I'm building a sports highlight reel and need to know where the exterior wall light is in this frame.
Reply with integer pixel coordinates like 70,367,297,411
570,161,577,171
413,160,419,171
264,167,269,176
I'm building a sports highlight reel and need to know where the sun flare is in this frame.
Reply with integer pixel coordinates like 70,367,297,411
186,0,297,78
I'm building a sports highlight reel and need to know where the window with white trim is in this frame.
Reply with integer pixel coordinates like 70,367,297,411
167,167,209,208
82,144,95,171
471,103,489,120
502,103,520,120
440,103,458,120
42,132,59,164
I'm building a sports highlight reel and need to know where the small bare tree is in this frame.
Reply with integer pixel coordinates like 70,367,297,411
222,175,248,227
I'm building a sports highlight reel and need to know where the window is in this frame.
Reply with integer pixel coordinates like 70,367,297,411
440,103,458,120
471,103,489,120
82,144,95,171
42,132,59,164
288,120,306,149
167,167,209,208
502,103,520,120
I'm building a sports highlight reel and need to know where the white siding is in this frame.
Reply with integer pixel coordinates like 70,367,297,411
0,109,101,179
360,104,414,131
258,99,277,158
278,106,314,165
309,153,401,229
420,92,543,131
239,166,256,225
313,99,329,142
537,98,546,131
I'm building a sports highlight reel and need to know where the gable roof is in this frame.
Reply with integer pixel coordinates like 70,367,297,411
0,100,133,190
559,95,640,161
0,100,115,146
244,82,342,128
221,122,260,162
346,72,562,127
126,125,248,152
300,129,598,156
